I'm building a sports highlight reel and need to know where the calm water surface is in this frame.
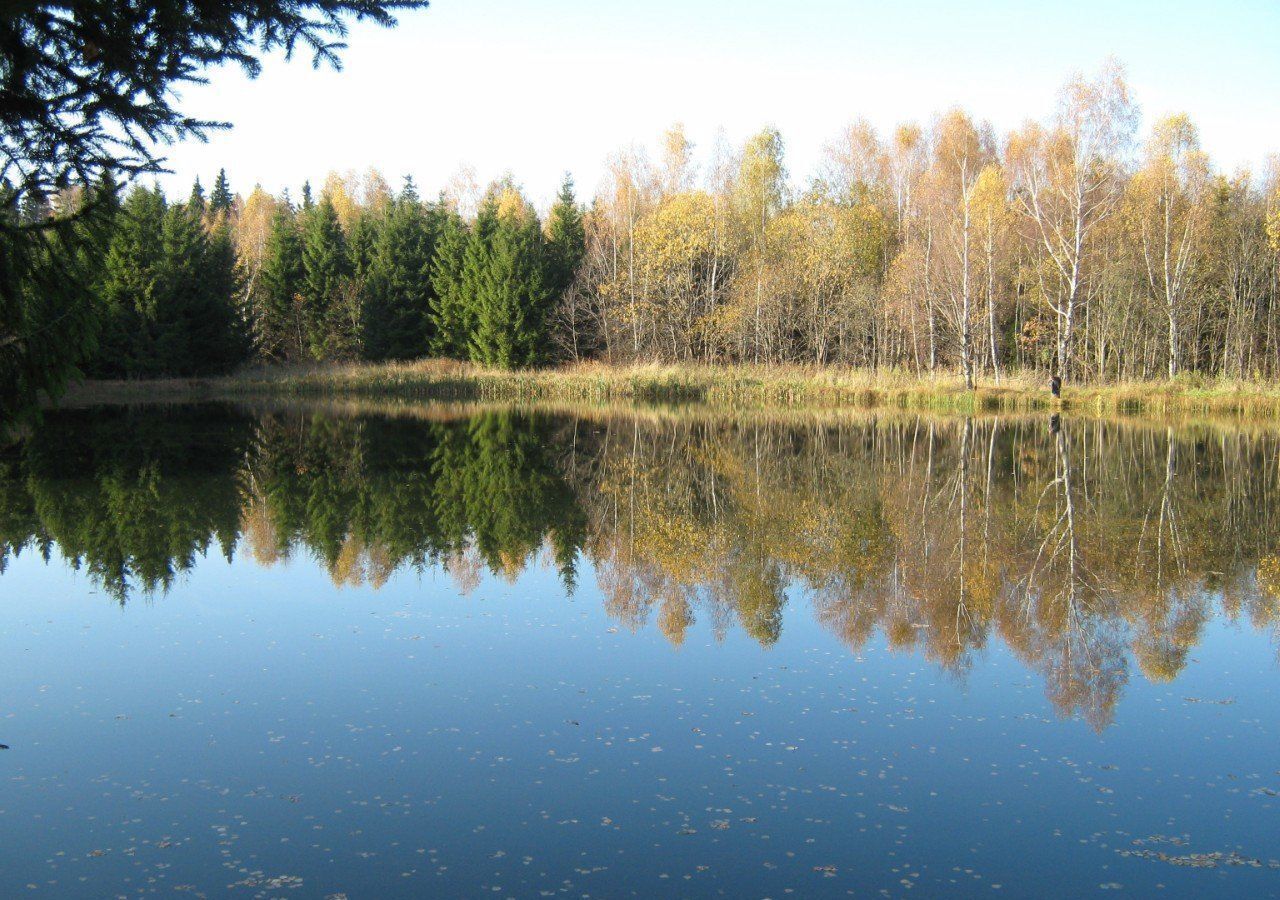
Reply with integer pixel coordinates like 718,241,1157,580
1,404,1278,898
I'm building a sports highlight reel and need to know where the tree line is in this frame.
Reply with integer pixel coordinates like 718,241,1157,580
8,61,1280,388
8,167,585,378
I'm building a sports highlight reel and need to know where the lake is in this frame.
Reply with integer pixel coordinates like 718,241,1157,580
1,403,1278,898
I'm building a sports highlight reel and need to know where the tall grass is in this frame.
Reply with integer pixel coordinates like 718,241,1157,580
59,360,1280,420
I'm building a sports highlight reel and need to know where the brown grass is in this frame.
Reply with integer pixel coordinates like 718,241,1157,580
56,359,1280,421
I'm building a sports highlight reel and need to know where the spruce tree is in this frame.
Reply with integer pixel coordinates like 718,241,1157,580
299,197,355,359
365,190,437,360
155,200,210,373
544,174,586,300
1,179,108,415
301,180,314,211
257,207,304,360
94,185,168,377
197,216,248,372
346,211,380,283
210,169,233,215
188,177,206,217
469,205,552,369
72,173,121,316
429,205,473,357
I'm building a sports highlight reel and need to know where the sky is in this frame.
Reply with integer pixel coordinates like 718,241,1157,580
160,0,1280,209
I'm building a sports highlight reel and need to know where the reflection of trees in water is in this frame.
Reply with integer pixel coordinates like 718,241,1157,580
3,406,1280,725
0,407,248,601
583,414,1280,728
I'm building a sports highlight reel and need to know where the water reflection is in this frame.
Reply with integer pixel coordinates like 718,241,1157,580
3,404,1278,728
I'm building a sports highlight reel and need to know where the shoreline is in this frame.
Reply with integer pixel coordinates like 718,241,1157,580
54,360,1280,420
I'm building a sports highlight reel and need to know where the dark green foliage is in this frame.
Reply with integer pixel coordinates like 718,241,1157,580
468,206,553,369
0,406,589,599
299,198,358,359
347,211,381,282
3,407,251,601
429,205,471,357
92,186,168,377
188,178,207,215
89,185,245,377
544,174,586,300
210,169,234,215
364,192,439,360
195,217,250,370
0,183,108,419
257,207,306,360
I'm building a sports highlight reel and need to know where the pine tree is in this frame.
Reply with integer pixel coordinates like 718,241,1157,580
210,169,233,215
257,207,304,359
429,205,473,356
365,190,437,360
544,174,586,300
299,197,355,359
301,180,314,211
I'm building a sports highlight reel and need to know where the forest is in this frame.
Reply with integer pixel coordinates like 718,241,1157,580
8,62,1280,391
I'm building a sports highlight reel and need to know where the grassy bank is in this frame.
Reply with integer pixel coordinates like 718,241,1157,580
58,360,1280,419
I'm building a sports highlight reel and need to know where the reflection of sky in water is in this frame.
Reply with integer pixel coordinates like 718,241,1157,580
1,406,1279,896
1,544,1277,897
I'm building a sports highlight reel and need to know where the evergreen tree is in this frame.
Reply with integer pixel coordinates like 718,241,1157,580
301,180,314,211
188,177,206,217
364,190,438,360
153,199,208,372
544,174,586,300
210,169,233,215
257,207,305,360
429,205,473,357
299,197,356,359
90,186,244,378
347,210,381,283
93,185,168,376
72,173,121,317
197,215,248,372
1,181,106,415
469,204,553,369
401,174,420,204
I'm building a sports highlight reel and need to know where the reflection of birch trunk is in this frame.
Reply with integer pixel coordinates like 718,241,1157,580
984,419,998,567
1025,419,1086,630
955,418,972,640
1137,426,1185,593
1159,427,1184,582
1058,421,1080,613
922,421,935,564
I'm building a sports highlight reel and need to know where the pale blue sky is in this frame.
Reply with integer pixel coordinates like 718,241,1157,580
162,0,1280,207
